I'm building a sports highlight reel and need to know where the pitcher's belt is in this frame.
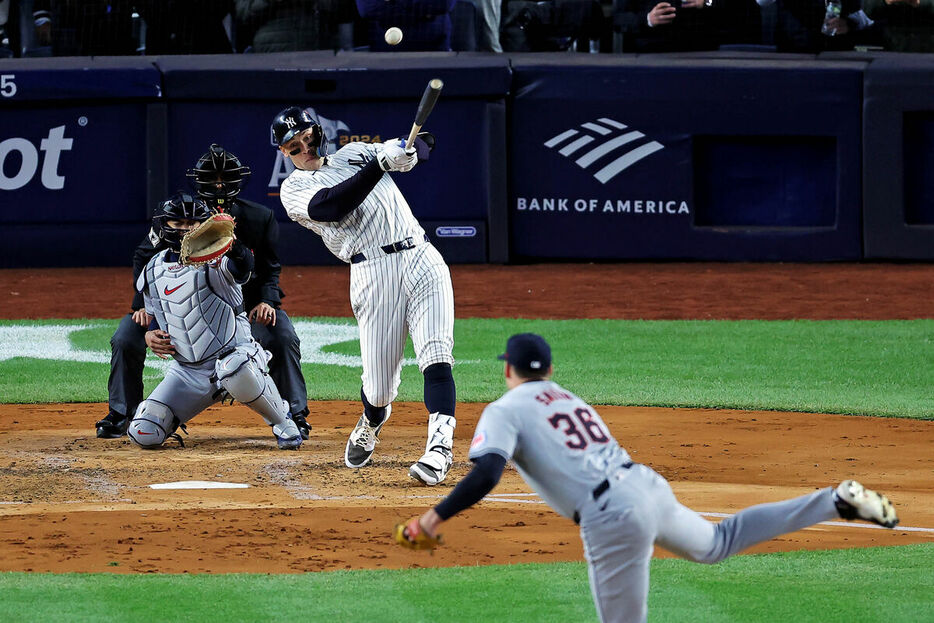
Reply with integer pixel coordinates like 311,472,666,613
350,234,429,264
573,461,634,525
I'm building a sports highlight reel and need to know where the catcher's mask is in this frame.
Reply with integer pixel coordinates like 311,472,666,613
153,192,213,251
186,144,252,202
271,106,327,157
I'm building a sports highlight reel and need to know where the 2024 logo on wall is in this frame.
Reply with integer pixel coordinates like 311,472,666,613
544,118,664,184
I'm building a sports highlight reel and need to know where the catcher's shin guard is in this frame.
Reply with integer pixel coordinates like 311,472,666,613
215,346,302,449
127,400,176,448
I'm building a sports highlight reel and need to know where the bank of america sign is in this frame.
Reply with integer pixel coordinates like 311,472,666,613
544,118,664,184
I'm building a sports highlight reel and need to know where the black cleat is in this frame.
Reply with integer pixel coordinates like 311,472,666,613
95,412,129,439
292,411,311,441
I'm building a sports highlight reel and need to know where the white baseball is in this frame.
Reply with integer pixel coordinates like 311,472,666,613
384,27,403,46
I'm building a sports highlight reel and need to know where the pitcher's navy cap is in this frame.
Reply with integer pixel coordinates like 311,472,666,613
498,333,552,373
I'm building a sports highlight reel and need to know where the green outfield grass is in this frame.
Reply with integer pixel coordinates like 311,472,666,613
0,318,932,418
0,544,931,622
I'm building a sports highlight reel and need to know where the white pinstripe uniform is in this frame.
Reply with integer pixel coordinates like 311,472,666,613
280,141,455,422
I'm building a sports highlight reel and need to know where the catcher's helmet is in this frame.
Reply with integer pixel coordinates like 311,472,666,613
152,191,213,251
271,106,327,157
186,144,252,201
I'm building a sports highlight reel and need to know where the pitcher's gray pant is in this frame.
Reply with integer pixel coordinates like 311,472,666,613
578,464,838,623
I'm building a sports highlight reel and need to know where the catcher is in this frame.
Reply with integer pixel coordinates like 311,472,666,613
97,144,310,442
395,333,900,623
126,192,303,450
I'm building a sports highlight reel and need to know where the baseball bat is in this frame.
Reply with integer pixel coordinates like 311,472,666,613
404,78,444,150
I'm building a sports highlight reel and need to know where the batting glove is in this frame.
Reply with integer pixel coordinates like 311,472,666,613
377,140,417,173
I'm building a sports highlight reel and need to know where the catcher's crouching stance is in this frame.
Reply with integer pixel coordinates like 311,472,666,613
128,192,303,450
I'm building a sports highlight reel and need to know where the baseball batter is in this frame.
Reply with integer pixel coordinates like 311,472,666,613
127,192,303,450
396,333,900,623
271,106,456,485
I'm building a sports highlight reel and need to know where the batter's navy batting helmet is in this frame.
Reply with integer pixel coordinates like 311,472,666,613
186,144,252,202
271,106,327,157
152,191,213,251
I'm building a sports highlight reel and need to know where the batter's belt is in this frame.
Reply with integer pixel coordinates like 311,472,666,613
350,234,430,264
574,460,634,525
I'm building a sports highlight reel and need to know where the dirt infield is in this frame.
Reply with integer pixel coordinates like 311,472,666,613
2,262,934,320
0,263,932,574
0,402,932,574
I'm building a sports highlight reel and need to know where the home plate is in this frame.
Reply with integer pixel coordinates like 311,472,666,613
148,481,250,490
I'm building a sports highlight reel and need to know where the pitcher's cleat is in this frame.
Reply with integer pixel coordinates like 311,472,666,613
833,480,899,528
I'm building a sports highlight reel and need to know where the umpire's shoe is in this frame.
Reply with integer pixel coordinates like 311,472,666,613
95,412,130,439
833,480,899,528
345,406,391,468
292,409,311,441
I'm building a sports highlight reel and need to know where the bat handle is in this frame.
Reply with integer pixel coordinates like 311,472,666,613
404,124,422,151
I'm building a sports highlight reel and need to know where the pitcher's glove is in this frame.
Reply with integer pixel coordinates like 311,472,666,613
393,516,442,551
180,213,236,266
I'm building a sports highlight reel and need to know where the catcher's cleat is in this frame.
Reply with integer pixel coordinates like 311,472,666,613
345,406,391,468
274,419,303,450
292,410,311,441
409,446,453,486
95,412,130,439
833,480,899,528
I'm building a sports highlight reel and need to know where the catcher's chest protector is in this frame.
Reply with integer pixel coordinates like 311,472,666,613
146,257,241,364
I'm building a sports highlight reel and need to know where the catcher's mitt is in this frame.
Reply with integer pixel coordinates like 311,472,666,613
180,213,236,266
393,516,442,551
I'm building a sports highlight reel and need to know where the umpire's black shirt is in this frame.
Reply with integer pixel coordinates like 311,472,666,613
129,198,285,312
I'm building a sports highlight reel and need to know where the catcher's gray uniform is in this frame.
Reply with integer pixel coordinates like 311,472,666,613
470,380,844,623
128,250,301,449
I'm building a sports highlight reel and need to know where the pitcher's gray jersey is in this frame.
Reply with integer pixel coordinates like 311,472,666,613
280,142,425,263
138,251,252,364
468,380,632,519
467,378,856,623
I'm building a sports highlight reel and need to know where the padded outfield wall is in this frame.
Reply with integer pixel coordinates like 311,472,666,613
0,51,933,267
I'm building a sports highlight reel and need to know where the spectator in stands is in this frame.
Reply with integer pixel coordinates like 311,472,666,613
758,0,879,52
33,0,135,55
614,0,760,52
356,0,457,50
0,0,13,57
477,0,503,51
863,0,934,52
501,0,606,51
235,0,355,51
136,0,234,54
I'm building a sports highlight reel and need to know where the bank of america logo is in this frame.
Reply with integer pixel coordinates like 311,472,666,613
544,118,664,184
